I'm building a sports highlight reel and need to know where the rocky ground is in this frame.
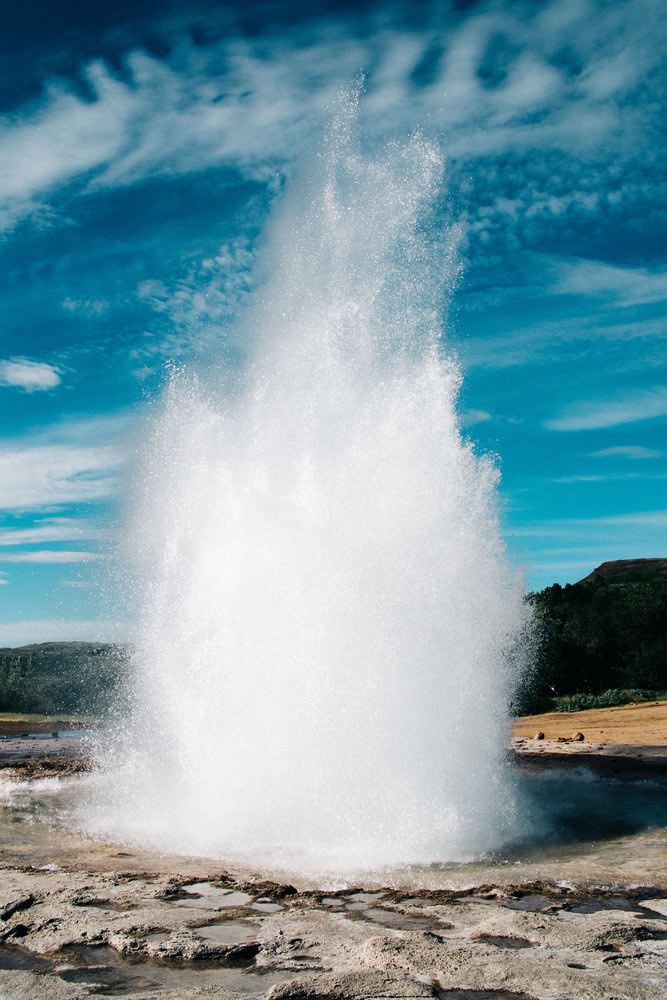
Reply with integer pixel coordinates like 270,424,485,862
0,712,665,1000
0,861,666,999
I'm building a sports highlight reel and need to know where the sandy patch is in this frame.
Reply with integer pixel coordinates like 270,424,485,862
513,699,667,745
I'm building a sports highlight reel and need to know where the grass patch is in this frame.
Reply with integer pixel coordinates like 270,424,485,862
0,712,94,724
550,690,667,713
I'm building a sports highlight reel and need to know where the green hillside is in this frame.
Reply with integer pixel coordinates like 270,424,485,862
519,558,667,713
0,642,129,715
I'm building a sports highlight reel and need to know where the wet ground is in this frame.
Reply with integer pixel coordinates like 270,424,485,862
0,740,665,999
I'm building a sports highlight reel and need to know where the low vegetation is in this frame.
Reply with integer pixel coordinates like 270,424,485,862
551,689,667,712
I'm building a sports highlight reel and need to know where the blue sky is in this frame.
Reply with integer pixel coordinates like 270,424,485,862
0,0,666,645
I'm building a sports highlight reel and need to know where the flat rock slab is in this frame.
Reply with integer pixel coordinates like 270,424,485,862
0,864,665,999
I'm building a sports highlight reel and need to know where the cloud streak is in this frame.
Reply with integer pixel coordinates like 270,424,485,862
0,443,123,510
0,416,130,512
0,519,106,546
545,386,667,431
0,550,101,564
592,445,662,459
511,509,667,538
554,259,667,307
0,0,662,232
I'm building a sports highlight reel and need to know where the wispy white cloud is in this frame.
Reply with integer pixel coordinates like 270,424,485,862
0,358,61,392
592,445,662,459
0,518,106,546
0,443,123,510
511,508,667,585
460,312,667,370
0,572,8,586
552,474,615,483
551,472,667,483
0,550,101,564
511,509,667,538
554,259,667,307
62,297,109,317
0,62,137,227
0,416,130,511
461,408,492,427
545,386,667,431
134,237,254,365
0,0,662,232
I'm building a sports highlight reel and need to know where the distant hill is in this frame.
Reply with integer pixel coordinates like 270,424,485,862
578,558,667,585
3,558,666,717
0,641,129,715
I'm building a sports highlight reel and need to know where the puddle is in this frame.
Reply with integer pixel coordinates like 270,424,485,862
437,992,536,999
197,922,259,946
474,935,533,950
0,944,53,972
361,907,440,931
74,899,135,913
401,897,443,906
503,895,561,913
251,901,282,913
345,892,387,912
56,961,164,994
170,883,253,909
567,896,637,915
53,944,290,995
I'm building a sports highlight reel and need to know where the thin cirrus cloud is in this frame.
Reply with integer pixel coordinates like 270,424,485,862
0,550,101,564
0,0,662,232
0,413,131,513
511,509,667,539
0,442,124,510
553,259,667,307
460,313,667,371
0,519,107,546
461,408,492,427
591,445,662,459
511,509,667,586
0,358,61,392
545,386,667,431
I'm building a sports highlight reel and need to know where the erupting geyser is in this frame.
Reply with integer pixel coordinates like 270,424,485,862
87,94,530,872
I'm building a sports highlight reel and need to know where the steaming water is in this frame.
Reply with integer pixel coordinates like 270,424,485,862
86,95,530,872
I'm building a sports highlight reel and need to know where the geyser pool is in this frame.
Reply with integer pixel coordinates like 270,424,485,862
86,95,531,872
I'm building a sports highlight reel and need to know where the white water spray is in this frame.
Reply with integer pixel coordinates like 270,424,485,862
88,96,529,872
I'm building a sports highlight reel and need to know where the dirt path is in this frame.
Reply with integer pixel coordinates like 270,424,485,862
513,699,667,744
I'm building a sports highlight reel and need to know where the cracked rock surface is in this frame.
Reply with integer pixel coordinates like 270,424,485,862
0,863,665,999
1,749,666,1000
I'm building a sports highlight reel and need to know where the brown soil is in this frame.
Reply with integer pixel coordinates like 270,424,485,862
0,720,88,737
513,699,667,745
